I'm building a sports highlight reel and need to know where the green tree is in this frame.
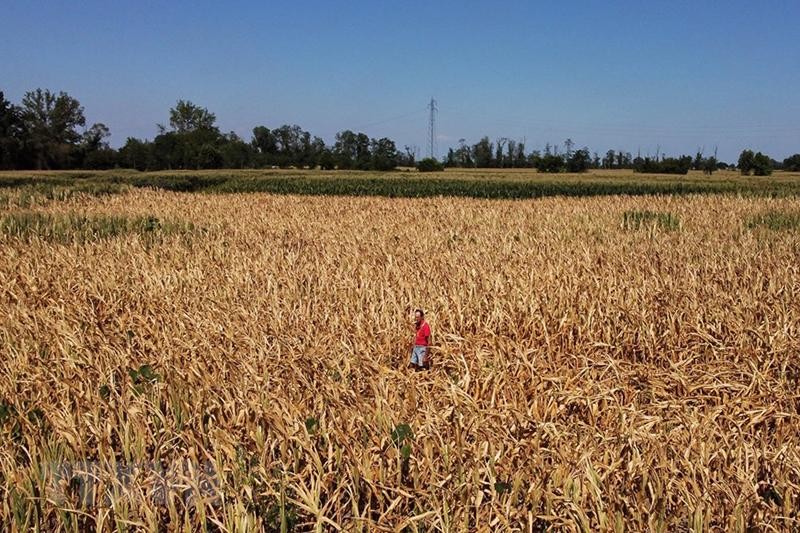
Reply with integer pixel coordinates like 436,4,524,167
738,149,754,175
445,147,456,167
693,149,704,171
537,153,564,173
702,155,717,175
417,157,444,172
81,123,116,169
782,153,800,171
603,150,616,169
397,145,417,167
370,137,398,171
119,137,151,171
0,91,25,169
514,141,527,168
271,124,306,166
149,100,223,169
251,125,277,165
634,155,692,174
219,131,253,168
318,148,335,170
505,140,516,168
354,132,371,170
151,131,180,169
333,130,357,169
82,123,110,151
452,139,473,168
564,138,574,160
333,130,371,169
527,150,542,169
19,88,85,169
197,143,223,169
565,148,591,173
494,138,506,168
472,137,494,168
169,100,217,133
751,152,772,176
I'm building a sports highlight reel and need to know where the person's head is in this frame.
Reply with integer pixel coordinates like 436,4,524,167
414,308,424,326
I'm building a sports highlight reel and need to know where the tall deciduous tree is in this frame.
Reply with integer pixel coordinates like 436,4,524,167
473,137,494,168
566,148,591,172
82,123,111,151
119,137,151,171
81,122,116,169
19,88,85,169
0,91,24,169
603,150,616,169
783,154,800,171
738,149,754,175
251,126,275,154
751,152,772,176
334,130,357,169
169,100,217,133
370,137,398,171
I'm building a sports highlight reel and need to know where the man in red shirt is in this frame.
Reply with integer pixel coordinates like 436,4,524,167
409,308,431,370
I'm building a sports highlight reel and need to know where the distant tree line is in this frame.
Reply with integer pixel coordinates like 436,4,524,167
444,137,595,172
0,89,114,170
0,89,402,171
1,88,796,175
444,137,792,176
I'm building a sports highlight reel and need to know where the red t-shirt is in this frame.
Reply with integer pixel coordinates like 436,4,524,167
415,321,431,346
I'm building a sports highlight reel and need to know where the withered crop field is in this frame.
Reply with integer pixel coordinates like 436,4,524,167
1,187,799,531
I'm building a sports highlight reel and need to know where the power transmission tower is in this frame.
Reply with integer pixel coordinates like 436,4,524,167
427,97,437,160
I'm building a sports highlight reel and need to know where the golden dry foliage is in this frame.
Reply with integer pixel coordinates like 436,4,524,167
1,190,799,532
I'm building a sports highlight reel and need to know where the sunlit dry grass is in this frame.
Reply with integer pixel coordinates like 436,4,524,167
1,189,799,531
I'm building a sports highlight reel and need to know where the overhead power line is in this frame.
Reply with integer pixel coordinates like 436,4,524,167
351,107,428,132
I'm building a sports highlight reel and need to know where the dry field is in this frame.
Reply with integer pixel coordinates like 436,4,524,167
1,188,799,531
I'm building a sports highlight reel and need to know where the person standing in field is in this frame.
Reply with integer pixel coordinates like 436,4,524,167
409,309,431,370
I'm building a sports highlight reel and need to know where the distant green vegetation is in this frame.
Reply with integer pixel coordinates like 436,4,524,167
0,177,126,210
204,176,731,198
622,210,680,231
1,170,800,201
745,210,800,231
0,212,195,243
416,158,445,172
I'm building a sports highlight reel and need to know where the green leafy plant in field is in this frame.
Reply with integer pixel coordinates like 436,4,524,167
305,416,319,434
264,498,298,532
0,400,49,445
391,423,414,484
391,423,414,448
494,481,512,494
623,210,680,231
0,400,14,425
129,364,160,395
99,384,112,400
745,210,800,231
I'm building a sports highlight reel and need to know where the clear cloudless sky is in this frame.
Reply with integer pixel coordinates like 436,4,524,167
2,0,799,162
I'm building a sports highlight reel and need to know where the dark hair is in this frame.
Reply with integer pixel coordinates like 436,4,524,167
415,308,424,318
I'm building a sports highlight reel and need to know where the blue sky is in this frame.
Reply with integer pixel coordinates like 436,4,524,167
2,0,798,162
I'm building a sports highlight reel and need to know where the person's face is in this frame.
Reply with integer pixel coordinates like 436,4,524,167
414,311,422,326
